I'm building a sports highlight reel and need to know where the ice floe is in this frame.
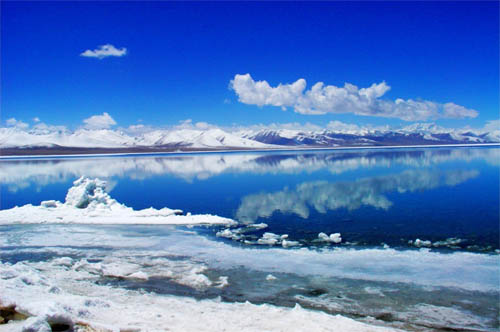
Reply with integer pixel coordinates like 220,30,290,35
266,274,277,281
215,225,302,248
317,232,342,244
409,238,464,249
0,177,235,226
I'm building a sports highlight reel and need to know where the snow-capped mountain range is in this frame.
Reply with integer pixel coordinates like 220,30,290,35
239,123,500,147
1,122,499,151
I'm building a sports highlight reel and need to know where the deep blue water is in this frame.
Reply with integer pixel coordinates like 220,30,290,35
1,147,499,251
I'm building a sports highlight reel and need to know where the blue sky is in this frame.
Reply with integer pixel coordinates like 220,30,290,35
2,1,498,130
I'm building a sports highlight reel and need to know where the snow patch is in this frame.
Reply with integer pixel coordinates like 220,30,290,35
0,177,235,226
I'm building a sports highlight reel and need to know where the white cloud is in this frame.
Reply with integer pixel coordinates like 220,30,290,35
443,103,479,119
31,122,69,135
483,119,500,132
80,44,127,59
230,74,479,121
83,112,117,129
6,118,29,129
195,122,212,130
33,117,40,123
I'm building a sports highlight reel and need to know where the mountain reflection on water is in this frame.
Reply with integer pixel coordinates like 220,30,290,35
1,147,498,190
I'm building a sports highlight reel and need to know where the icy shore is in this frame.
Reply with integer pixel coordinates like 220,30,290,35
0,177,235,226
0,257,401,332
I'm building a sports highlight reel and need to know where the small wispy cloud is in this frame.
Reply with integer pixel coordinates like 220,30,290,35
230,74,479,121
33,117,40,123
83,112,116,129
80,44,127,59
6,118,29,129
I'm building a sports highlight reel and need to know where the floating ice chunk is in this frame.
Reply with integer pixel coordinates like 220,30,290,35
318,232,342,244
432,238,464,248
257,232,280,245
248,223,268,230
216,228,244,241
215,276,229,288
409,238,464,249
411,239,432,248
0,177,236,226
330,233,342,243
318,232,330,241
266,274,277,281
282,239,300,248
216,228,237,238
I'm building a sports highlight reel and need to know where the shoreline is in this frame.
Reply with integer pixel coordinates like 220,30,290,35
0,142,499,159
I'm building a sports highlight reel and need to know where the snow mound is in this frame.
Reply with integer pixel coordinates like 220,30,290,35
0,177,236,226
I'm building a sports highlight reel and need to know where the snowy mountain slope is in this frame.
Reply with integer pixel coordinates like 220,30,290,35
240,125,500,147
0,127,136,148
139,128,270,148
1,123,498,150
0,127,271,149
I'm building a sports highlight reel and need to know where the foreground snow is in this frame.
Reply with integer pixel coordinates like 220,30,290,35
1,225,498,331
0,258,401,332
0,177,235,226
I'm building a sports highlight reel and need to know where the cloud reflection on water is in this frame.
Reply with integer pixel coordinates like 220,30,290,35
236,169,479,222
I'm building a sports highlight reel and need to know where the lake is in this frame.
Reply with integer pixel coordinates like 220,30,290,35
1,146,499,331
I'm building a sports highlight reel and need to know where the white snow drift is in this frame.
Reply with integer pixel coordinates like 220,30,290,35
0,177,235,226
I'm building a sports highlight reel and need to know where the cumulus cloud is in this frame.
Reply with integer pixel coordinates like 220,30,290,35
442,103,479,119
483,119,500,132
6,118,29,129
230,74,479,121
172,119,217,131
33,117,40,123
83,112,117,129
80,44,127,59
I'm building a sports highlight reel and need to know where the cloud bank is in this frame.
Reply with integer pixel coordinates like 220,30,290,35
230,74,479,121
80,44,127,59
83,112,117,129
